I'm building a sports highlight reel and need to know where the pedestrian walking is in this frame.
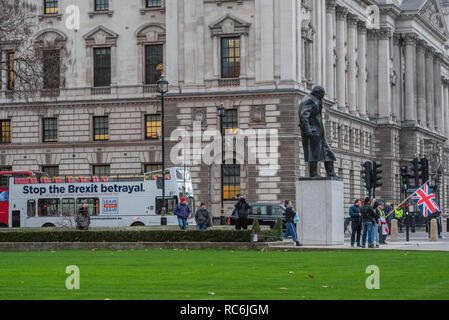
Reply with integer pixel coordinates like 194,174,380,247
234,195,251,230
174,197,191,230
75,202,90,230
360,197,377,248
283,200,302,247
349,199,362,248
195,203,211,230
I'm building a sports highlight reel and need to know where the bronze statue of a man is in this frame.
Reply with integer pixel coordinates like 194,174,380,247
299,85,337,179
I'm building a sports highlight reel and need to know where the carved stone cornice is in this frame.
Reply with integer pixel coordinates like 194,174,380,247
357,21,367,33
378,27,392,40
326,0,336,12
416,39,427,53
426,46,436,58
335,6,348,20
366,29,378,40
403,33,417,46
347,13,358,27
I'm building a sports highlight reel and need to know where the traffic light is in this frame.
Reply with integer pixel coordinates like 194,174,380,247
420,156,429,185
361,161,372,193
372,161,383,189
410,157,420,188
400,166,410,192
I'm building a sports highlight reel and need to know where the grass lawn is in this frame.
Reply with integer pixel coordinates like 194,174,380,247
0,249,448,300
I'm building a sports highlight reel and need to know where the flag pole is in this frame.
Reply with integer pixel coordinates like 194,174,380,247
385,179,432,219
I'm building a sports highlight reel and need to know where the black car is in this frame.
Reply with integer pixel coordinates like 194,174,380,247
230,203,286,229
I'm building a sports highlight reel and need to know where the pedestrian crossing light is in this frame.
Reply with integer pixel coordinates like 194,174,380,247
420,156,429,185
400,166,410,192
372,161,383,189
410,157,420,188
361,161,372,192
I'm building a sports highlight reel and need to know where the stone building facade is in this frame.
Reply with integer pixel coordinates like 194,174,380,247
2,0,449,217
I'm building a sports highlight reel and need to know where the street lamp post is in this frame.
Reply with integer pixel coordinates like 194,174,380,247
157,74,169,224
217,104,226,225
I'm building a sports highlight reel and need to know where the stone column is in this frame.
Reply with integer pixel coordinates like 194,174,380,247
347,14,358,115
325,0,336,100
393,35,402,122
425,47,435,129
165,0,179,85
404,34,417,123
335,6,347,111
416,39,427,127
377,27,392,121
357,21,367,119
443,79,449,140
280,0,298,83
434,53,443,133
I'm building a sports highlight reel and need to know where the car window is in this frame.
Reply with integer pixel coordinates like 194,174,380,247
271,205,285,216
251,205,267,216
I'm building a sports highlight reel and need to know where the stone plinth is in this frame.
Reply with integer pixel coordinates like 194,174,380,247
296,178,344,246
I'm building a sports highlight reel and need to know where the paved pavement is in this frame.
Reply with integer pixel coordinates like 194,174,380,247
269,231,449,252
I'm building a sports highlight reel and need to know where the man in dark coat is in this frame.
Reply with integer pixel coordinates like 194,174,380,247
234,195,251,230
195,202,211,230
360,198,377,248
349,199,362,248
299,85,337,178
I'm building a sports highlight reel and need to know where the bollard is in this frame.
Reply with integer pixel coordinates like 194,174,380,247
161,215,167,226
391,219,398,242
447,217,449,233
430,219,438,242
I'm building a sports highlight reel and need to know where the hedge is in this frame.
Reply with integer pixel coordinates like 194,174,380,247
0,230,256,243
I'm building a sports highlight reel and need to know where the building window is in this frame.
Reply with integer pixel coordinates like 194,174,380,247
44,0,58,14
42,166,59,178
222,163,241,200
7,52,14,91
145,114,161,139
43,50,60,89
223,109,239,135
93,116,109,141
93,47,111,87
146,0,162,7
221,37,240,78
95,0,109,11
0,120,11,144
42,118,58,143
93,165,110,176
145,45,163,85
144,163,162,173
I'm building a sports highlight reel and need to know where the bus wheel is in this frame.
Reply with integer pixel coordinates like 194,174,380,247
42,223,55,228
131,222,145,227
0,223,7,228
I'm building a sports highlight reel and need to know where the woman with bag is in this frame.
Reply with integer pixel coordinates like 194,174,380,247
284,200,302,247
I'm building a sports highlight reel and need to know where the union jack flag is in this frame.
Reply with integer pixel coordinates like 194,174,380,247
410,183,440,218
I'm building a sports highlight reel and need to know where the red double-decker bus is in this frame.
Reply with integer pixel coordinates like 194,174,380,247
0,171,48,227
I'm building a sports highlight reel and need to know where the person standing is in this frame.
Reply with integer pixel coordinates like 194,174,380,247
349,199,362,248
384,202,394,235
376,202,388,245
174,197,191,230
283,200,302,247
372,200,380,248
234,195,251,230
361,197,377,248
195,203,211,230
76,202,90,231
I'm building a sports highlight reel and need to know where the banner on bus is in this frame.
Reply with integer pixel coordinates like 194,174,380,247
103,198,119,214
